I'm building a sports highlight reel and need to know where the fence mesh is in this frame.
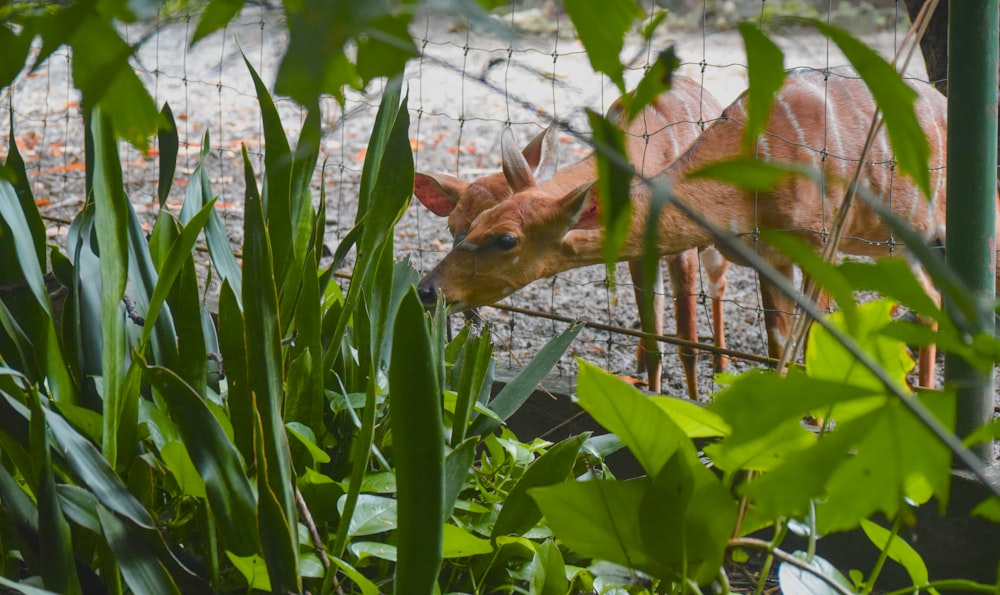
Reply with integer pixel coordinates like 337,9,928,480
0,1,927,398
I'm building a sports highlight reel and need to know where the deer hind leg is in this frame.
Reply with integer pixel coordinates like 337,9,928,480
913,264,939,388
628,260,665,394
700,246,730,372
665,250,701,400
759,263,797,365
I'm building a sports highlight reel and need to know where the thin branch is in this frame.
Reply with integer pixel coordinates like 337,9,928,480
730,537,856,595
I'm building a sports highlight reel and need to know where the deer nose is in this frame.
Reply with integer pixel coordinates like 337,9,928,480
416,279,438,306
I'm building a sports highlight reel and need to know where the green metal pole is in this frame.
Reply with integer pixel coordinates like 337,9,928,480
946,0,998,463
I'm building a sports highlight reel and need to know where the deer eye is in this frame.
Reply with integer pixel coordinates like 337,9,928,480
495,233,518,251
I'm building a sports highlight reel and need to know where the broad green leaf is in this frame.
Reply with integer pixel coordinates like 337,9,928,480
469,322,583,436
286,421,331,465
389,291,445,594
650,397,730,439
253,407,300,594
442,524,493,558
531,479,669,578
530,539,569,595
563,0,642,91
225,552,271,592
972,497,1000,522
860,519,929,587
809,20,930,197
191,0,245,45
778,552,854,595
747,390,955,532
356,13,419,85
67,13,159,147
0,25,30,91
0,578,58,595
588,110,633,267
739,23,786,153
97,506,182,595
640,448,737,585
575,361,682,477
492,434,588,539
350,541,398,562
339,494,398,537
159,441,206,497
142,364,258,555
838,259,944,324
806,300,912,394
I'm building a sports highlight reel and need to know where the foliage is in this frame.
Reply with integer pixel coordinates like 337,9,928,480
0,1,999,594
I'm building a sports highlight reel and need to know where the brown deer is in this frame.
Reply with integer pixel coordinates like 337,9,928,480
414,75,728,399
418,68,979,388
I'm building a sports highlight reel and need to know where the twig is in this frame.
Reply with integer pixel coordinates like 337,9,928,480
730,537,856,595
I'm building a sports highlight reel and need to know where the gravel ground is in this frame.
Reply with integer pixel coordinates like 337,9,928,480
2,4,996,406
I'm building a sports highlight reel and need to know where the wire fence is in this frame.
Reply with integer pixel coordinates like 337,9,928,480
0,1,926,399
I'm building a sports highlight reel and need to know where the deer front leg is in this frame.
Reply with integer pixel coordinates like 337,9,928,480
700,246,730,372
665,250,700,400
913,265,939,388
759,263,797,365
628,259,666,395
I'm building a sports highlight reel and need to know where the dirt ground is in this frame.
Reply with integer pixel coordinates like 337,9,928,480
1,3,996,406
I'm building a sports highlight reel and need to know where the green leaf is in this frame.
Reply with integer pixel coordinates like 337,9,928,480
97,506,182,595
738,23,786,153
340,494,398,537
575,361,682,477
43,408,153,528
531,479,668,578
451,327,493,445
330,556,381,594
242,146,300,592
563,0,642,91
442,524,493,558
356,13,419,85
588,110,634,266
688,157,812,192
0,26,30,91
806,300,913,394
3,116,46,270
444,438,477,518
67,15,159,147
650,397,731,439
748,389,955,532
389,290,445,594
142,363,258,555
469,322,583,436
191,0,245,45
808,20,930,197
622,47,680,120
225,552,271,592
492,434,587,539
762,230,857,324
640,448,737,585
91,106,131,466
860,519,929,587
350,541,398,562
530,540,569,595
156,103,178,207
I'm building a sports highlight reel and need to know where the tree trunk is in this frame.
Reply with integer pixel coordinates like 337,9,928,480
903,0,950,95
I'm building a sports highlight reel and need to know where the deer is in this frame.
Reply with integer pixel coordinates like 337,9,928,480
417,68,985,389
414,75,728,399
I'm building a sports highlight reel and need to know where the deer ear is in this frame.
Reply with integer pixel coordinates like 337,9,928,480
559,181,599,230
414,172,467,216
501,127,537,193
522,121,559,183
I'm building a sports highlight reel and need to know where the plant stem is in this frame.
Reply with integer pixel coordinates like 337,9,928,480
862,514,903,595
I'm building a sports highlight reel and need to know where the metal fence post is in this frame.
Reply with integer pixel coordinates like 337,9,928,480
946,0,998,462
